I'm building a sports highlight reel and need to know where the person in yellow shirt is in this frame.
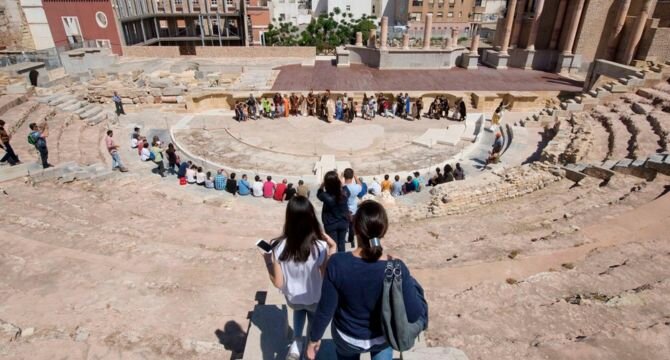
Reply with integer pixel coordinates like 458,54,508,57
380,174,392,193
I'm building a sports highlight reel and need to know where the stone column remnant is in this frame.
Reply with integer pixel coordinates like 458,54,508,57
526,0,545,51
500,0,518,55
470,23,480,53
620,0,653,64
549,0,568,49
355,31,363,46
607,0,631,58
445,35,453,51
423,13,433,50
510,0,528,48
451,27,458,46
380,16,389,50
368,29,377,48
402,33,410,50
560,0,586,55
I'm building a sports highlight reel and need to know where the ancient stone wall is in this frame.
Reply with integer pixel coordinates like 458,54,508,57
573,0,617,65
637,25,670,62
0,0,28,50
385,163,563,222
121,46,316,59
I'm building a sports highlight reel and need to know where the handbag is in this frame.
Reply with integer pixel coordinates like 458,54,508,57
380,259,428,352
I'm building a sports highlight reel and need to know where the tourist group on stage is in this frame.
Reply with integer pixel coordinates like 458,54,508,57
235,90,469,123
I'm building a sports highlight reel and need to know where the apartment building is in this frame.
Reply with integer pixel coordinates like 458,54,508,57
406,0,485,38
112,0,270,50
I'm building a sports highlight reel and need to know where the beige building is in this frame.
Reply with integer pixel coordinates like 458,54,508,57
405,0,485,38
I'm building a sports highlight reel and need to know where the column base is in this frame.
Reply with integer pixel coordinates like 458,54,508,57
460,51,480,70
482,49,510,69
556,53,583,73
518,49,536,70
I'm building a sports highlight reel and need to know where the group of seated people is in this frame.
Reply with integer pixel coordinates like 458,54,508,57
233,91,469,123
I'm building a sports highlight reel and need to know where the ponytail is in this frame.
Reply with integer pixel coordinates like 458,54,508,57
353,201,388,262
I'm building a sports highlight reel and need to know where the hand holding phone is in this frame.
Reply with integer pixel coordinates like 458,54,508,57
256,239,279,254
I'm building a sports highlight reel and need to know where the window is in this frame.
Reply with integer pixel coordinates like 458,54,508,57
410,12,422,21
429,0,434,7
95,11,108,28
159,20,168,29
437,11,443,18
95,39,111,48
62,17,82,46
227,0,233,5
279,13,285,21
412,1,423,7
346,5,350,11
372,5,376,14
459,11,462,17
437,0,444,8
174,0,182,5
447,11,453,17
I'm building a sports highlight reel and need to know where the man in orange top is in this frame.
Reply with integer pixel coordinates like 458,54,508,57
283,95,290,118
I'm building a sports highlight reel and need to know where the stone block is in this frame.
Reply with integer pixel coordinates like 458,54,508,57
583,165,616,181
162,86,186,96
149,78,174,88
562,166,587,183
631,102,653,115
645,156,670,175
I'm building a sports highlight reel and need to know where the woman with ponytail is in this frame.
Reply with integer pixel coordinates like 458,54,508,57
306,201,426,360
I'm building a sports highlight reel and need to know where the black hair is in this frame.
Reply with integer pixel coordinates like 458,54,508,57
407,176,412,182
198,167,203,172
343,168,354,180
29,123,37,130
267,176,272,181
354,201,388,262
394,175,400,181
298,180,304,185
255,175,261,181
414,171,420,177
107,130,113,136
230,172,236,180
277,196,325,263
444,164,453,174
384,174,389,180
324,170,345,204
143,142,149,148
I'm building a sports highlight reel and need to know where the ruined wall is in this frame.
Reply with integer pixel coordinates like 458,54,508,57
121,45,316,58
573,0,618,65
637,21,670,62
0,0,30,50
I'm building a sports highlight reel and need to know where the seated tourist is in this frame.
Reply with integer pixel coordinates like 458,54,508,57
381,174,392,193
357,177,368,199
252,175,264,197
186,165,197,184
226,172,238,195
263,176,276,198
369,177,381,196
177,160,192,179
368,96,377,119
412,171,424,192
429,167,443,186
403,175,417,194
136,136,146,156
391,175,403,197
454,163,465,180
262,98,272,118
296,180,310,198
284,183,297,201
205,171,215,189
196,167,207,186
238,174,251,196
273,179,288,202
214,169,227,190
444,164,455,183
140,142,151,161
131,127,141,148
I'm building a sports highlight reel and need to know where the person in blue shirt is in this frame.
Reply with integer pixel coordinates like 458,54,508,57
177,160,191,178
403,175,416,194
305,201,427,360
391,175,403,197
343,169,362,246
412,171,424,192
357,177,368,199
214,169,226,190
238,174,251,196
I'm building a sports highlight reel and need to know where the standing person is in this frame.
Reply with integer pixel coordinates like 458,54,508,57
343,168,362,247
307,91,316,117
261,196,337,360
106,130,128,172
347,98,355,123
326,97,335,123
485,132,504,166
414,98,423,120
305,201,427,360
112,91,125,116
335,97,343,121
368,95,377,120
317,171,351,253
151,140,165,177
404,93,411,119
395,93,404,118
165,143,179,175
29,69,39,87
0,120,20,166
284,95,291,118
299,93,306,116
246,94,258,120
442,97,450,119
28,123,52,169
458,99,467,122
252,175,264,197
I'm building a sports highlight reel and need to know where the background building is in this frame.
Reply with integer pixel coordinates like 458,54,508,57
269,0,312,25
406,0,485,39
42,0,123,54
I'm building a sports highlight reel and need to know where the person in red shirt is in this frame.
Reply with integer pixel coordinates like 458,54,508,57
274,179,288,201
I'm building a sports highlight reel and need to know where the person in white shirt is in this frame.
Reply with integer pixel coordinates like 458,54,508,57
140,142,151,161
196,167,206,186
252,175,264,197
186,165,197,184
261,196,336,360
368,177,382,196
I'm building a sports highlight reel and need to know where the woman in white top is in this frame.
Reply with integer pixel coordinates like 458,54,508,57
186,165,197,184
196,167,206,186
262,196,336,360
140,143,151,161
252,175,264,197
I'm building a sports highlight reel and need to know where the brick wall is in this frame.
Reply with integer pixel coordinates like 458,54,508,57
193,46,315,58
637,26,670,62
573,0,618,64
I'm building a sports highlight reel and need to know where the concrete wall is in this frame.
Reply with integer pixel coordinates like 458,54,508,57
121,45,316,58
347,45,466,69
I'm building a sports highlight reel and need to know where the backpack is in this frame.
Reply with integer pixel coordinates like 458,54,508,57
149,150,156,161
27,132,38,146
380,259,428,352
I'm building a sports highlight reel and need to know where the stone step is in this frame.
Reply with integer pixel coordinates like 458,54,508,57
57,98,79,110
644,154,670,175
62,101,88,112
79,105,103,119
87,111,112,126
612,158,657,181
49,94,75,106
73,103,97,116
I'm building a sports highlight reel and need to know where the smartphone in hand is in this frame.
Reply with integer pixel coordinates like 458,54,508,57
256,239,279,254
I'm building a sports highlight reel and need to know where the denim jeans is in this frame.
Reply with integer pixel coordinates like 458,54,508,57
332,327,392,360
37,145,49,168
111,151,123,169
325,224,349,253
1,141,19,165
287,302,316,340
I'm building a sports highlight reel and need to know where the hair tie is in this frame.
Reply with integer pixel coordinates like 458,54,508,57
370,237,381,247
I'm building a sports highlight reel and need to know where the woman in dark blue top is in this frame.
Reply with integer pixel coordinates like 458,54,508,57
306,201,426,360
317,171,351,253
